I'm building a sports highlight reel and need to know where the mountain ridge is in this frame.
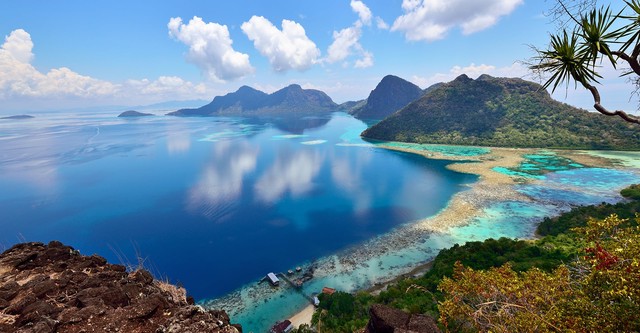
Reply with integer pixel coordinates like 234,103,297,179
349,74,424,120
168,84,337,116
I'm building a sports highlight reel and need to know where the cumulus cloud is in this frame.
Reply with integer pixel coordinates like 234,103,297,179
2,29,33,63
351,0,372,26
168,16,254,81
325,0,376,68
0,29,117,99
241,16,320,72
0,29,215,111
410,63,528,87
326,27,361,64
392,0,523,41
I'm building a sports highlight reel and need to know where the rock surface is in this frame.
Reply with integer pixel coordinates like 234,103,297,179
0,241,241,333
365,304,440,333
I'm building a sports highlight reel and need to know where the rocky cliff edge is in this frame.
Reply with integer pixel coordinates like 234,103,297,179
0,241,241,333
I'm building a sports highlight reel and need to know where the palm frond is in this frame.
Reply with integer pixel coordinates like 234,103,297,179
618,0,640,53
530,30,601,93
579,6,625,68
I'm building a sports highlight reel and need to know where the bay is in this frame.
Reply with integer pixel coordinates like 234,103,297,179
0,111,476,300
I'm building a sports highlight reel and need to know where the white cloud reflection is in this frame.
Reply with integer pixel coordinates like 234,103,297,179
330,151,373,215
165,123,191,155
255,149,324,203
187,141,258,220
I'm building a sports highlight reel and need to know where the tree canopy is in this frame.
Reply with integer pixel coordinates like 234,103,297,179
531,0,640,124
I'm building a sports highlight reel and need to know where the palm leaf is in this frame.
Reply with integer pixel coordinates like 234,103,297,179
618,0,640,53
530,30,601,93
579,6,625,68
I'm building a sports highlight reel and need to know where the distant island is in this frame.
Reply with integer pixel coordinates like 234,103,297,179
1,114,34,120
168,84,337,117
362,74,640,150
118,110,153,118
348,74,424,120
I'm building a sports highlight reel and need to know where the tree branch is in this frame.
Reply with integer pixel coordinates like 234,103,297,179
611,51,640,76
581,81,640,124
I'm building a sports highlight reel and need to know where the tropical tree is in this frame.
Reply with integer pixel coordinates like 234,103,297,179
530,0,640,124
438,214,640,332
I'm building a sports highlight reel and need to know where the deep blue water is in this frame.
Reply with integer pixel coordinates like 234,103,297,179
0,111,476,299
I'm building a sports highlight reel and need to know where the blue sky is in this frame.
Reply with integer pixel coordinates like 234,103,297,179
0,0,634,113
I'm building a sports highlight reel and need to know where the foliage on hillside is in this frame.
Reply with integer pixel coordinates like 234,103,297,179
439,214,640,332
311,237,579,332
309,186,640,332
537,196,640,236
362,75,640,149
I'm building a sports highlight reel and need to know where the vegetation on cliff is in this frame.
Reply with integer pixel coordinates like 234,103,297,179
362,75,640,149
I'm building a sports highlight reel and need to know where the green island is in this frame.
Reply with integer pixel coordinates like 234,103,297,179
362,75,640,150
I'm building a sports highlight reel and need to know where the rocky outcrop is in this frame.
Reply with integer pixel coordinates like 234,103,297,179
0,241,241,333
365,304,440,333
1,115,34,120
118,110,153,118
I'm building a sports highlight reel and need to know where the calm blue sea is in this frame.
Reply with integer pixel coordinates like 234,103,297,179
0,111,476,299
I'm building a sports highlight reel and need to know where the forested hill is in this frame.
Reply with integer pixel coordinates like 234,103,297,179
362,74,640,149
168,84,337,116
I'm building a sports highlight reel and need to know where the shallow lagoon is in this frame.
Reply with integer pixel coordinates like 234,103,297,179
2,111,639,333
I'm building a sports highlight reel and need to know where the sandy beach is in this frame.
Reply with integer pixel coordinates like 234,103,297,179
288,304,315,328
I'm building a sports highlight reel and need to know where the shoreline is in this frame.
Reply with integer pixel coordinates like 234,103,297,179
285,144,630,328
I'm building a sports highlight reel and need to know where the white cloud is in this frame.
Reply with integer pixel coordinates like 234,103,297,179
351,0,372,26
325,0,376,68
168,16,254,81
354,51,373,68
123,76,209,98
2,29,33,63
392,0,523,41
0,29,118,99
376,17,389,30
410,62,528,87
241,16,320,72
0,29,217,111
326,27,361,64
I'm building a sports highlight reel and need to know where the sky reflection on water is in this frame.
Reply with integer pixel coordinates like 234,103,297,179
0,112,475,300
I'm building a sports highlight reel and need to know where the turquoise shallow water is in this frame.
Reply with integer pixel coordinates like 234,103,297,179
493,151,584,180
205,147,640,333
